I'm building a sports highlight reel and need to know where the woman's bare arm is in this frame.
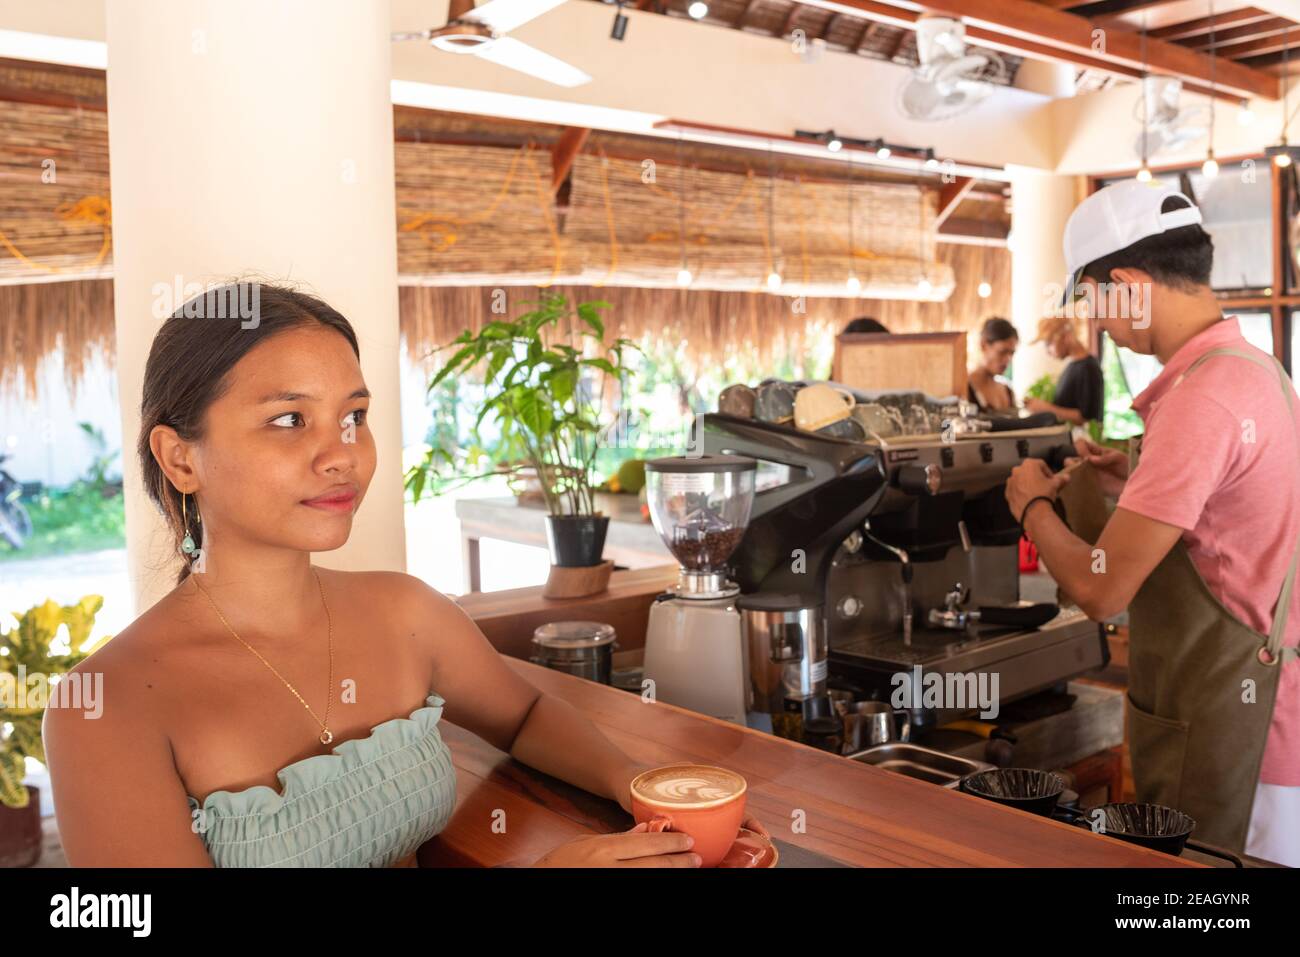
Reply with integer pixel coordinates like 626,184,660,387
397,576,644,810
43,665,214,867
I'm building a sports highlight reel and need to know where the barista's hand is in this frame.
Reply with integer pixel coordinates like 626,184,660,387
1023,397,1052,414
532,822,701,868
1073,437,1129,497
1005,458,1070,523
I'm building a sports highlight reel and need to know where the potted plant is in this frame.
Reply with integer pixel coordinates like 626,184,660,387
1,596,110,867
406,294,637,572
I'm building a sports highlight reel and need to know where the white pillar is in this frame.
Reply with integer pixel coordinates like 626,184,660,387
106,0,405,615
1006,166,1083,394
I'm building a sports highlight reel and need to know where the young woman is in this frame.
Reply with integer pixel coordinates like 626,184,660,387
966,317,1018,411
44,283,763,867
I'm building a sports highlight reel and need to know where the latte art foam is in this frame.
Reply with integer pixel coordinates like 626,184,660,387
632,766,746,808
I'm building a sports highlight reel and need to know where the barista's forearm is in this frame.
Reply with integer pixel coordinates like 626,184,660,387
1022,501,1106,616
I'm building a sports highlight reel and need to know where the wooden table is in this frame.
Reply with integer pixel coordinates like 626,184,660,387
455,494,669,592
417,658,1200,868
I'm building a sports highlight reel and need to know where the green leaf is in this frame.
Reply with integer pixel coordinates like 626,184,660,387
581,357,617,375
428,343,476,390
577,302,605,339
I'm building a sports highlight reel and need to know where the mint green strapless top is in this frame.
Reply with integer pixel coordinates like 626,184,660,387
185,692,457,867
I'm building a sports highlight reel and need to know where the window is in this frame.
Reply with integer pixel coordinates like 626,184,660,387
1234,311,1274,355
1291,310,1300,384
1096,167,1275,293
1185,167,1274,293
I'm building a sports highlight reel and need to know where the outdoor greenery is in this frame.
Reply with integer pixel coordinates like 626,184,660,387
0,422,125,562
0,595,111,808
404,295,638,516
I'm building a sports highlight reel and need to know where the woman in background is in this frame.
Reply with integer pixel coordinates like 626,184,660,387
967,317,1018,411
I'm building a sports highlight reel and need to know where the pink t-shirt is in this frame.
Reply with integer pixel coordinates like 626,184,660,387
1118,317,1300,785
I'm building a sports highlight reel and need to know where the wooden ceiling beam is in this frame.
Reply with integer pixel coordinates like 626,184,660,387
937,217,1009,246
551,127,591,193
1217,31,1296,60
935,176,976,227
1150,8,1276,42
1072,0,1186,20
794,0,1280,98
1181,17,1295,52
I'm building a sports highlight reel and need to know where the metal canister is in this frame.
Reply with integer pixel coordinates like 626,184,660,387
530,621,618,684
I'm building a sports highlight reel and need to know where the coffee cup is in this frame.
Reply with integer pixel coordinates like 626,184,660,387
794,383,856,432
629,763,748,867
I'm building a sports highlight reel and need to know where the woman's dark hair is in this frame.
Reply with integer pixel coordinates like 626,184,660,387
138,282,360,585
979,317,1018,346
1080,196,1214,291
843,317,890,335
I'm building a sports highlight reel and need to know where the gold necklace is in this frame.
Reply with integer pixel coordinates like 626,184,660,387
191,568,336,745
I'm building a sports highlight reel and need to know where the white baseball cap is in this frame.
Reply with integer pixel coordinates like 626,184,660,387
1062,179,1203,304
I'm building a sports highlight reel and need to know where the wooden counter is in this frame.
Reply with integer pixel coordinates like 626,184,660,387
418,658,1199,868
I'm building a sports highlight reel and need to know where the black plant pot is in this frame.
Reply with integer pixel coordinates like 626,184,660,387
545,515,610,567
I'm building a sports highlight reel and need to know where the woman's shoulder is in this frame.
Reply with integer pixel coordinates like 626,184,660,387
314,567,462,626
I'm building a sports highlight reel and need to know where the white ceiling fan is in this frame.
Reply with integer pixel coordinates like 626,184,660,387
1132,76,1210,158
392,0,591,88
898,17,1006,122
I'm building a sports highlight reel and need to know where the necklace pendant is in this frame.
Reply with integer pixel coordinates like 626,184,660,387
319,729,333,745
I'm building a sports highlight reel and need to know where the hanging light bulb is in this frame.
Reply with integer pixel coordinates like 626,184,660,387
977,280,992,298
827,135,843,152
1136,166,1153,183
877,143,892,159
923,149,939,170
846,274,861,294
917,277,932,295
766,270,783,291
676,267,693,286
687,1,709,19
1202,150,1219,178
1237,99,1255,126
1276,150,1295,169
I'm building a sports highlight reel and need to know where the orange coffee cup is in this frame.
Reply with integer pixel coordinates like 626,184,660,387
629,764,748,867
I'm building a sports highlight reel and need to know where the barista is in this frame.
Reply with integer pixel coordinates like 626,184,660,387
1004,180,1300,865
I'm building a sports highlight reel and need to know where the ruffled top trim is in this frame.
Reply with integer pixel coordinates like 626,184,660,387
186,692,448,818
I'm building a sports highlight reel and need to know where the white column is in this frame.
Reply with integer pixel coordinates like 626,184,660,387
106,0,405,615
1006,166,1082,394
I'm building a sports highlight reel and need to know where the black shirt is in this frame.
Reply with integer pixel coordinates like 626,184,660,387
1054,354,1104,422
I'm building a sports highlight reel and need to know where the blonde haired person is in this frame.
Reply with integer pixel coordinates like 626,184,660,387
1023,315,1103,427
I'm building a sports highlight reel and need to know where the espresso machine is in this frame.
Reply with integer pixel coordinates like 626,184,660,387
698,407,1108,734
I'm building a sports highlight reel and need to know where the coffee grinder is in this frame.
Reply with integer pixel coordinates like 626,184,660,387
642,455,756,725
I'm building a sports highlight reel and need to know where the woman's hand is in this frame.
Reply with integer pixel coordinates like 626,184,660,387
1073,437,1129,497
533,822,701,868
1023,397,1051,414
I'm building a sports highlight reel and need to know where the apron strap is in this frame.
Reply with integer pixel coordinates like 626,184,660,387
1177,346,1300,664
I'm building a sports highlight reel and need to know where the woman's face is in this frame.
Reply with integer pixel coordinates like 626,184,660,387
189,324,375,556
982,336,1017,376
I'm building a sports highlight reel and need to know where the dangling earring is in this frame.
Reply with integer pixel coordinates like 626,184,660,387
181,492,198,555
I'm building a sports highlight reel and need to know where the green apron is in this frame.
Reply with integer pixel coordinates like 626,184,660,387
1125,346,1300,852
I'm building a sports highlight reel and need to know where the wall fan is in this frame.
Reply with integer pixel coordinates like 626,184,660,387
898,18,1006,122
1133,76,1210,158
392,0,591,88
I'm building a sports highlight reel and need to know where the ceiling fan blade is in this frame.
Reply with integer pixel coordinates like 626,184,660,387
463,0,569,35
472,36,591,87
